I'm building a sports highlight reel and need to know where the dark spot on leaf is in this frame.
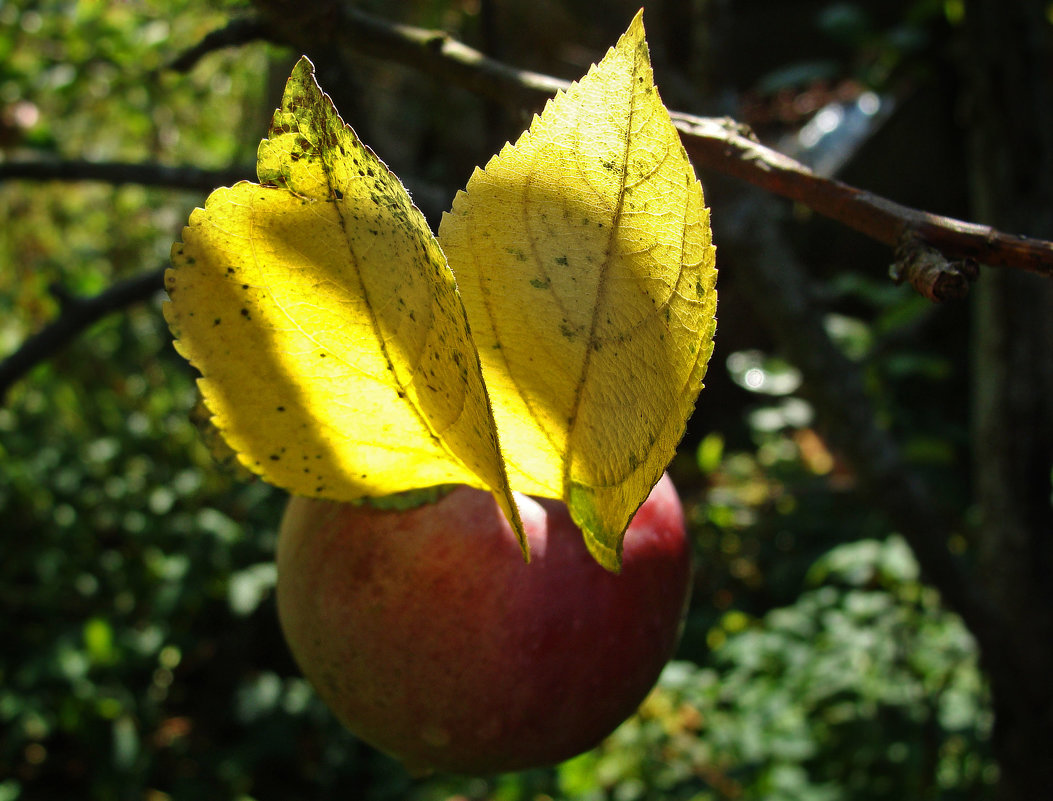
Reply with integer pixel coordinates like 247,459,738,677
555,256,568,266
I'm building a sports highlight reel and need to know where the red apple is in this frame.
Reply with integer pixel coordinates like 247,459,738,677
275,473,691,775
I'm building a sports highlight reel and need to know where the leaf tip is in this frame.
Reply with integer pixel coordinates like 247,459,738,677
629,7,646,33
568,482,624,573
290,54,316,82
497,491,531,564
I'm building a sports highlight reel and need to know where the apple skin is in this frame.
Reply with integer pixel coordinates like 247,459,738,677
275,473,691,775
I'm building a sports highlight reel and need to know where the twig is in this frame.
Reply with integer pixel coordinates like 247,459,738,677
0,267,166,403
891,230,979,302
254,3,1053,282
248,3,569,108
0,159,253,192
166,17,271,73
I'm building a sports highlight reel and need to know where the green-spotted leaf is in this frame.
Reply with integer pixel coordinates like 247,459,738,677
438,12,717,570
163,57,525,552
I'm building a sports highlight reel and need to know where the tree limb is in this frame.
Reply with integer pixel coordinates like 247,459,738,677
246,2,1053,283
0,267,166,404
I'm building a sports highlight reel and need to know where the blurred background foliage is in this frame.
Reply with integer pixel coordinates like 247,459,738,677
1,0,1002,799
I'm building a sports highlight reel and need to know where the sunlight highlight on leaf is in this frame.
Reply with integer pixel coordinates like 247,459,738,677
438,12,717,570
164,57,525,551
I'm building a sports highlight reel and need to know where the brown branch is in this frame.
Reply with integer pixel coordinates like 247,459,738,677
0,267,166,404
673,115,1053,278
252,2,1053,282
0,159,253,192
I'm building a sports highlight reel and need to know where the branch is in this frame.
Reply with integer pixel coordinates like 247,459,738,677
253,3,1053,283
249,3,569,108
0,267,166,403
0,159,253,192
673,116,1053,278
166,17,271,73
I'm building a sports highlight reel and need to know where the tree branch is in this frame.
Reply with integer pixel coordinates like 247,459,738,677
0,159,253,192
247,2,1053,283
0,267,166,404
673,115,1053,278
250,3,569,108
166,17,272,73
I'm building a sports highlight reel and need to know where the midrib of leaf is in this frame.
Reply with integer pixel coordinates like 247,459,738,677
310,124,461,467
244,199,443,463
562,55,639,493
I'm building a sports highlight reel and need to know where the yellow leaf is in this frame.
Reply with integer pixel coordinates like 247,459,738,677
438,12,717,570
164,57,525,551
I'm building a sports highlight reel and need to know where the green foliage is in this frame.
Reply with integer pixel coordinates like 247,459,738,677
608,537,994,801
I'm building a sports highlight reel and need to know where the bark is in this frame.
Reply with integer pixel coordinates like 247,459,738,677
961,1,1053,798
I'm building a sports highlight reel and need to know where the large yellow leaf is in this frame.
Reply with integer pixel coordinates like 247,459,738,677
164,57,525,550
438,12,717,570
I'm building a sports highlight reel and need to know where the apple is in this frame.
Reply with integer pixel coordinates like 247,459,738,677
275,473,691,775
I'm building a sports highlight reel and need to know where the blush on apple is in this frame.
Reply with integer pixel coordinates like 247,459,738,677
275,473,691,775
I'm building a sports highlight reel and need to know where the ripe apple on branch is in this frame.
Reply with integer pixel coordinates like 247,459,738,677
165,12,716,775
